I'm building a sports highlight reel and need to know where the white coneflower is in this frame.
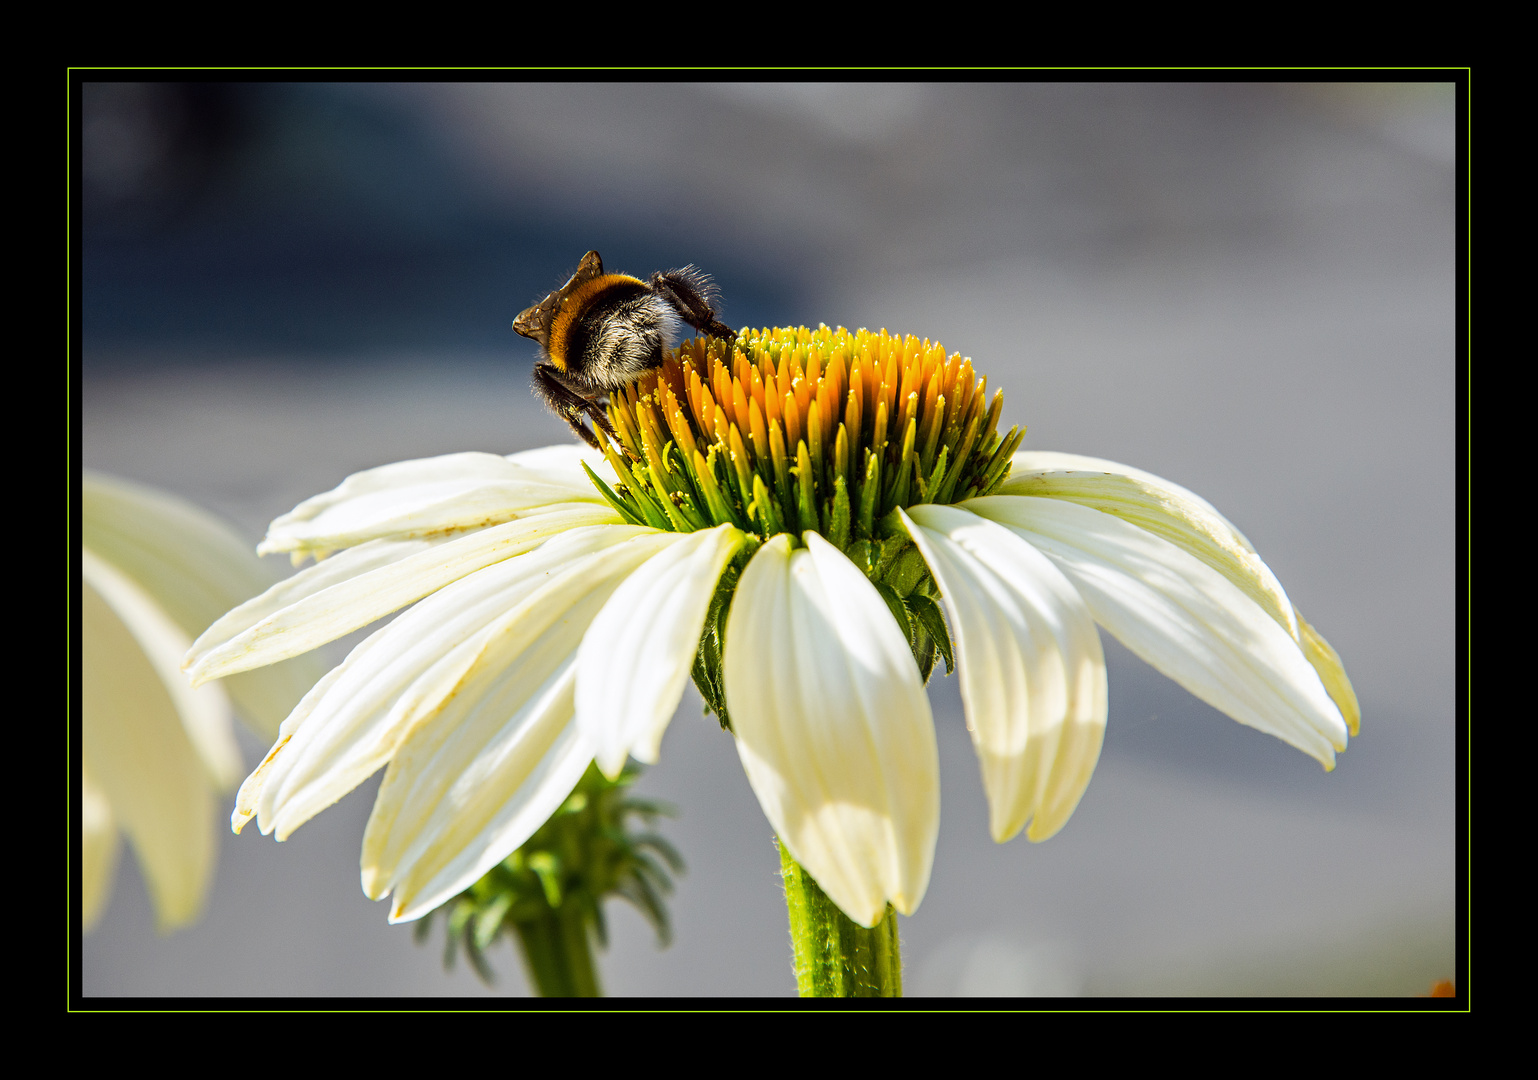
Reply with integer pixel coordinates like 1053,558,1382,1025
81,473,319,930
185,326,1356,995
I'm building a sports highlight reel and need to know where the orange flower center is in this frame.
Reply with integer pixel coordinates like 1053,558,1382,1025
591,325,1023,544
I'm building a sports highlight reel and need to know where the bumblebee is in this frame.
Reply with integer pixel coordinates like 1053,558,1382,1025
514,250,735,448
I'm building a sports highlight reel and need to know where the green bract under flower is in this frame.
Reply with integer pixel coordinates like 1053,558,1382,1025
184,326,1359,931
418,762,682,993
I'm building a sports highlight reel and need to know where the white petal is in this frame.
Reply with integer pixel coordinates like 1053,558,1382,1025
1001,451,1298,639
965,495,1349,766
259,451,609,556
81,764,120,931
1005,453,1359,736
186,537,440,677
82,573,217,931
506,443,618,484
578,523,746,778
388,675,592,923
903,505,1107,843
724,533,939,928
185,503,620,685
252,524,656,841
230,659,355,835
1297,610,1361,738
360,530,680,918
84,470,321,740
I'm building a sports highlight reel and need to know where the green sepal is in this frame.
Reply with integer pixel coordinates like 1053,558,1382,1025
972,424,1024,498
827,473,851,550
906,592,954,676
653,463,703,533
884,417,918,514
700,446,753,531
934,413,981,505
625,463,675,532
920,445,949,505
795,441,818,535
912,620,937,683
749,473,786,536
871,578,911,648
870,577,934,678
857,450,880,539
872,535,908,581
661,439,712,531
885,545,928,598
689,556,745,732
581,461,647,527
845,537,873,576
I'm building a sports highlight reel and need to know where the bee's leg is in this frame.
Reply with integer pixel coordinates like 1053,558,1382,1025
532,362,614,449
651,267,736,341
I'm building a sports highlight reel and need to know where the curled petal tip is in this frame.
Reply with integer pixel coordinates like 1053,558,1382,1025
595,748,628,782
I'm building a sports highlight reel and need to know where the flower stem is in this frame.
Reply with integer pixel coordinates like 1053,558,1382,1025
511,906,602,998
778,838,902,997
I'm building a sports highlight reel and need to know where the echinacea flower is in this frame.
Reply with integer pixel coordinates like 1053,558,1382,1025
185,325,1357,938
81,473,321,930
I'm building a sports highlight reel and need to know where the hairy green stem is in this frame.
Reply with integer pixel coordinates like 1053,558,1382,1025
511,906,601,997
778,838,902,997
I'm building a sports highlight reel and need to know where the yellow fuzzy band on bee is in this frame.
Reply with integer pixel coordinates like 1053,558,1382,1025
545,273,647,371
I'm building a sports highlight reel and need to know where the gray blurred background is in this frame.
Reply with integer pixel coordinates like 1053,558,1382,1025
78,80,1460,998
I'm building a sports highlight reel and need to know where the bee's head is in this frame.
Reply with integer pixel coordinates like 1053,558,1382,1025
513,250,606,349
512,295,555,346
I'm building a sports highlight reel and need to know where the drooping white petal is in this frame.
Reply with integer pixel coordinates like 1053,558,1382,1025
387,673,591,924
81,573,218,931
231,654,363,835
185,503,620,685
81,764,120,931
258,451,610,556
903,505,1107,843
965,495,1349,766
251,524,657,841
84,470,321,740
1004,453,1360,736
578,523,746,778
724,533,939,928
1001,451,1298,639
186,537,440,674
360,530,682,920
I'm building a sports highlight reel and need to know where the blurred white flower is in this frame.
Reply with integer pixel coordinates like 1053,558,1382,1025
81,473,320,930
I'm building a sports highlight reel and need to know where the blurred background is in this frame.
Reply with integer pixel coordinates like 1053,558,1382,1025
78,80,1460,997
